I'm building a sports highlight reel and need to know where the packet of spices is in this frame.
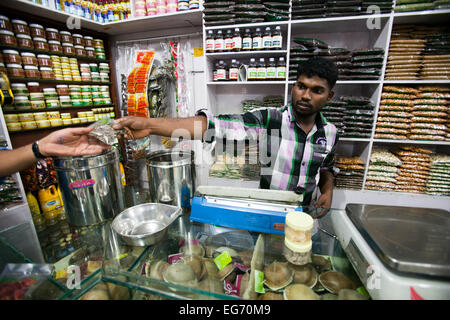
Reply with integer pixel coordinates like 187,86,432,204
214,251,232,271
88,118,134,145
254,270,265,294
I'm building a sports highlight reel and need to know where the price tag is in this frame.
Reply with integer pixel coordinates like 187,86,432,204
254,270,265,294
194,47,204,57
214,251,232,271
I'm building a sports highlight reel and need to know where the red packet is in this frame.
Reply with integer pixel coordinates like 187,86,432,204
168,253,183,264
224,278,240,297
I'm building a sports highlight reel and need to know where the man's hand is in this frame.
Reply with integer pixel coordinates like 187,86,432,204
38,127,110,157
112,116,152,139
312,191,332,218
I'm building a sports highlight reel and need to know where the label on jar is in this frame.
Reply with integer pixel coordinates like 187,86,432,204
257,67,266,79
216,68,226,81
214,38,224,51
263,36,272,49
242,37,252,49
272,35,282,49
276,66,286,79
252,37,262,50
248,66,257,80
232,36,242,50
267,66,276,79
229,67,239,80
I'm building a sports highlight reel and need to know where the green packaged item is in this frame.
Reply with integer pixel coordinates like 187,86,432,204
395,3,435,11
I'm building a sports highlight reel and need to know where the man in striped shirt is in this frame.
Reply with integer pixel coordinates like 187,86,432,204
114,57,339,217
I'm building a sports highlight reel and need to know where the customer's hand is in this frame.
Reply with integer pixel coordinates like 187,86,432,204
38,127,110,157
113,116,152,139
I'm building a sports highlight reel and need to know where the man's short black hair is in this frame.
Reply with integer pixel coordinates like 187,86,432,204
296,57,339,89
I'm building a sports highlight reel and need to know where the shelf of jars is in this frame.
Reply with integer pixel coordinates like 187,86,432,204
2,104,115,114
6,77,112,86
206,50,288,59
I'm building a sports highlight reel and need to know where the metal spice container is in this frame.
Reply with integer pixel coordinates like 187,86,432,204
53,149,125,226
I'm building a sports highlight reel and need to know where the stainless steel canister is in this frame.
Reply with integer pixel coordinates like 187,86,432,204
146,150,196,208
53,149,125,226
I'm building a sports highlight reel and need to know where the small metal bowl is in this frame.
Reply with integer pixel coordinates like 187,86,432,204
112,203,182,246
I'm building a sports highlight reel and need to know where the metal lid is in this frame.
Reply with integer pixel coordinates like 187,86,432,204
146,150,194,168
53,149,118,171
345,203,450,279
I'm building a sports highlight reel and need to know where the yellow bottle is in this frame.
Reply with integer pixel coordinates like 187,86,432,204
26,191,41,217
120,162,126,186
38,185,62,214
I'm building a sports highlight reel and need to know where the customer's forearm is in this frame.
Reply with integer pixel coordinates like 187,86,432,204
148,116,208,139
0,144,37,177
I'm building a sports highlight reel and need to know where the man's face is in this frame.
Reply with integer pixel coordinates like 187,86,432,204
291,74,334,118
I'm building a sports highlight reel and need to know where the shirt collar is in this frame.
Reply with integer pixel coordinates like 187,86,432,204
288,103,327,128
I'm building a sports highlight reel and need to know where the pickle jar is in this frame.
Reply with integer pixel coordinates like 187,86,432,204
0,30,17,46
33,37,49,51
100,72,109,83
89,63,98,72
284,211,314,244
11,83,29,96
37,54,52,68
29,24,46,38
3,50,21,64
21,52,38,66
84,36,93,47
56,84,70,96
74,45,86,57
17,34,34,49
59,95,72,108
27,82,41,93
14,96,32,110
0,63,6,74
59,31,73,44
72,33,84,46
24,65,41,79
0,15,13,32
99,63,110,73
283,238,312,266
40,67,55,80
79,63,90,73
7,63,25,78
85,47,95,58
62,43,75,56
43,88,58,100
29,92,44,101
11,19,30,36
46,28,60,41
48,40,63,54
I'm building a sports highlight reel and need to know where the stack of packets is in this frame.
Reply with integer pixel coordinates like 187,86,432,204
365,147,401,191
334,156,365,190
375,85,449,141
242,100,263,113
409,86,449,141
341,96,375,138
395,0,450,12
127,51,155,117
426,154,450,196
386,24,450,80
362,0,394,13
291,0,327,19
321,100,346,135
341,48,384,80
241,95,284,113
375,85,415,140
203,1,236,26
391,146,433,194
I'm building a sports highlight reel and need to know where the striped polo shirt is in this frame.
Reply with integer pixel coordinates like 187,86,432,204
198,104,339,205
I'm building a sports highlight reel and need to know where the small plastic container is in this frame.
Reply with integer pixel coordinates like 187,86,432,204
10,83,28,96
91,72,100,82
96,52,106,60
93,38,103,48
24,65,41,78
60,113,71,119
74,45,86,57
46,99,60,109
33,37,49,51
14,96,31,110
11,19,30,36
71,117,80,124
17,34,34,49
283,238,312,265
43,88,58,99
284,211,314,244
40,67,55,80
99,63,109,73
21,52,38,66
33,112,47,120
31,100,46,110
50,118,63,127
36,119,51,128
72,33,84,46
22,120,38,130
56,84,69,96
0,15,13,32
62,43,75,56
29,24,46,38
80,117,89,123
89,63,98,72
85,47,95,58
71,99,82,106
7,64,25,78
84,36,93,47
19,113,34,122
0,30,17,46
46,111,60,119
37,54,52,67
46,28,60,41
0,63,6,74
27,82,41,93
30,92,45,101
59,96,72,108
62,118,73,125
6,122,22,131
81,98,92,106
4,114,19,123
59,31,73,44
3,50,21,64
81,72,91,82
48,40,63,54
100,72,109,82
79,63,90,73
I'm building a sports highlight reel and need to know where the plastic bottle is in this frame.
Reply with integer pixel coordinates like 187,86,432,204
248,58,257,81
26,191,41,217
252,27,263,51
229,59,239,81
206,30,215,53
216,60,227,81
215,30,224,52
242,28,252,51
276,57,286,80
213,62,219,81
272,26,283,50
267,57,276,80
263,27,272,50
38,185,62,214
232,28,242,52
224,29,233,52
257,58,266,80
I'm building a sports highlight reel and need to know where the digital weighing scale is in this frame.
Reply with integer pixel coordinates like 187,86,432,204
331,204,450,300
190,186,303,235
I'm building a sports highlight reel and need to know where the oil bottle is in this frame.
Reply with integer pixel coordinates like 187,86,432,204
252,27,263,51
242,28,252,51
263,27,272,50
224,29,233,52
272,26,283,50
232,28,242,52
267,57,277,80
206,30,215,53
276,57,286,80
215,30,224,52
229,59,239,81
257,58,266,81
216,60,227,81
248,58,258,81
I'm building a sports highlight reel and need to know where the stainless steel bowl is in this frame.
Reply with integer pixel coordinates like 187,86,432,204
111,203,182,246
